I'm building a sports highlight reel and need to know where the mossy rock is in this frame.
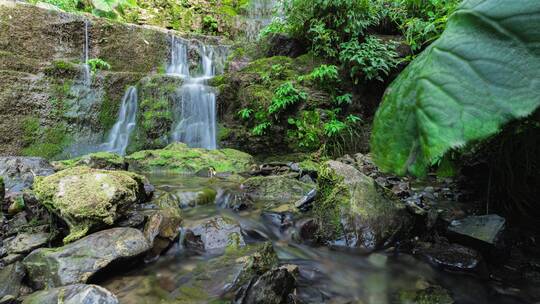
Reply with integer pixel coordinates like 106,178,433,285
242,175,313,208
126,143,254,174
313,160,413,250
33,166,148,243
53,152,127,171
397,285,454,304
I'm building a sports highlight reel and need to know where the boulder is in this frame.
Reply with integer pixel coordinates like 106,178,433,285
33,166,149,243
22,284,119,304
448,214,505,247
0,157,55,192
414,242,483,272
53,152,128,171
0,262,25,299
313,161,413,250
142,195,183,259
242,175,313,207
183,216,245,253
236,265,298,304
3,232,49,255
126,143,254,174
23,227,151,289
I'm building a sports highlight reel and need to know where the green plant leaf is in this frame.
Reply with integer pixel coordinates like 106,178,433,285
371,0,540,176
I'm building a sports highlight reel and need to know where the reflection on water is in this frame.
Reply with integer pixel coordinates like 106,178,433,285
100,173,532,304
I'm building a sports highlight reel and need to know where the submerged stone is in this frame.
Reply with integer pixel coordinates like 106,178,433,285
22,284,119,304
313,161,413,250
23,227,151,289
126,143,254,174
183,216,245,253
33,166,149,243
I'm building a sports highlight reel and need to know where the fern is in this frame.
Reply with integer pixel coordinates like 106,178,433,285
268,82,307,114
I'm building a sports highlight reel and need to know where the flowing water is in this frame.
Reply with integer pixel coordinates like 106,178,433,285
103,86,138,155
99,173,532,304
167,37,227,149
82,20,91,86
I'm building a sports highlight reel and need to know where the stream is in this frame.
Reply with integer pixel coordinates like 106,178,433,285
98,173,528,304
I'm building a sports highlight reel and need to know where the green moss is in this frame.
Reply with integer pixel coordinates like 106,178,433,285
126,143,254,174
99,96,119,131
22,122,72,160
398,286,454,304
33,166,146,243
53,152,126,171
44,60,79,78
218,124,232,141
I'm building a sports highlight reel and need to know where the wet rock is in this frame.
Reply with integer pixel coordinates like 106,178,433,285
143,196,182,259
242,175,313,207
23,227,151,289
0,157,55,193
295,218,320,243
236,265,298,304
22,284,119,304
3,232,49,255
448,214,506,247
53,152,128,171
265,33,308,58
396,283,454,304
33,166,149,243
314,161,413,250
178,188,218,208
183,216,245,253
0,262,25,299
414,242,482,272
216,190,253,211
126,143,254,174
294,188,317,212
0,177,4,204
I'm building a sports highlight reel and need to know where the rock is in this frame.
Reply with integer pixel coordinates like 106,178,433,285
0,295,16,304
53,152,128,171
33,166,149,243
6,194,24,216
183,216,245,253
126,143,254,174
143,195,182,259
264,33,308,58
396,283,454,304
177,187,218,208
295,218,320,244
242,176,313,207
294,188,317,211
0,157,54,192
0,262,25,299
236,265,297,304
3,232,49,254
448,214,506,247
313,161,413,250
0,177,4,204
22,284,119,304
23,227,151,289
414,242,482,272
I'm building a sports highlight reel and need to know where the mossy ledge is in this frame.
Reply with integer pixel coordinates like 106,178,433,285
126,143,255,174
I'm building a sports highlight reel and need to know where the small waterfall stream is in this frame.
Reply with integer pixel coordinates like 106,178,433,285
82,20,91,86
167,37,227,150
103,86,138,155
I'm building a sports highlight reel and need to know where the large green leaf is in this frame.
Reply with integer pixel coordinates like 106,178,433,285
371,0,540,176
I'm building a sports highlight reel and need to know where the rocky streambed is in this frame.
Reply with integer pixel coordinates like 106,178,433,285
1,147,539,304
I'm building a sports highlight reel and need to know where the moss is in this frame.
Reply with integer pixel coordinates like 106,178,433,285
44,60,79,78
126,143,254,174
398,286,454,304
33,166,146,243
22,123,72,160
218,124,232,141
53,152,126,171
99,96,119,132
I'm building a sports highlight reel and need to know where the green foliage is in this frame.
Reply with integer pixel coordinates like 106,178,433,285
386,0,460,52
87,58,111,74
339,36,400,82
268,82,307,114
237,108,253,120
334,93,352,105
299,64,340,91
203,15,219,33
252,122,271,136
92,0,136,13
29,0,81,12
371,0,540,176
259,18,289,39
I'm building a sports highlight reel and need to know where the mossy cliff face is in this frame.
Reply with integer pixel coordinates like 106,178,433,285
213,54,329,155
33,166,148,243
126,143,254,174
313,160,413,250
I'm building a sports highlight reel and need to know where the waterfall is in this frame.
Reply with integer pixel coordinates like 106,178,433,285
104,87,138,155
244,0,282,41
168,37,227,150
82,20,91,86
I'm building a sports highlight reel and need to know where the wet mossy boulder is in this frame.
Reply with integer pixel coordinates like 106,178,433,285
33,166,149,243
126,143,254,174
23,284,119,304
23,227,151,289
313,161,413,250
242,175,314,207
53,152,128,171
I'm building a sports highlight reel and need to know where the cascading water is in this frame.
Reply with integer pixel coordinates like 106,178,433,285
82,20,91,86
168,37,227,150
103,86,138,155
